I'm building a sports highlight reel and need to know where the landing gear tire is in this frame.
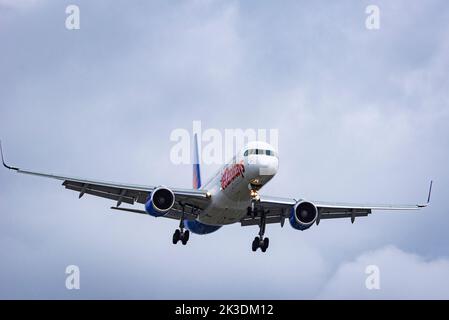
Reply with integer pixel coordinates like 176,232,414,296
173,229,190,245
261,237,269,252
252,237,260,252
181,230,190,245
172,229,181,244
251,236,269,252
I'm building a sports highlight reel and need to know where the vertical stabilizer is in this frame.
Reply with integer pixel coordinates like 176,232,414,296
192,134,201,189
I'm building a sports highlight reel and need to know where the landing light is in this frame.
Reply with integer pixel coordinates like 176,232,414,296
250,189,260,201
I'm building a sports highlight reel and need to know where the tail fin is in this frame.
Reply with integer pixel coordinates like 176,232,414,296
192,134,201,189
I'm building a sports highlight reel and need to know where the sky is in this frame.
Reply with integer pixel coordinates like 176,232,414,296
0,0,449,299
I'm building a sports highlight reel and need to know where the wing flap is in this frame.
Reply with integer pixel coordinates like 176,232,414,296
314,201,421,211
64,183,137,205
241,215,283,226
319,211,370,220
62,180,147,204
110,206,198,222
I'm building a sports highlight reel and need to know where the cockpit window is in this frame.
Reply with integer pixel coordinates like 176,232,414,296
244,149,277,157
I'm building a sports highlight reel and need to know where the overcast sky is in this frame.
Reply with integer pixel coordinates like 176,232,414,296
1,0,449,299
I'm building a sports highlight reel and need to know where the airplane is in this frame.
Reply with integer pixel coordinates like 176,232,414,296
0,137,432,253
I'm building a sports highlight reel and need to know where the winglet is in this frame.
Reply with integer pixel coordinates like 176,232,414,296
418,180,433,208
0,140,19,171
427,180,433,204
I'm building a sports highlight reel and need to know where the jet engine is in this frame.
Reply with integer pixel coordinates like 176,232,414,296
145,187,175,217
289,201,318,231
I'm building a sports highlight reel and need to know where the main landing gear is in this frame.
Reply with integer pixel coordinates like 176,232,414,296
252,236,269,253
248,199,270,253
172,205,190,245
173,228,189,245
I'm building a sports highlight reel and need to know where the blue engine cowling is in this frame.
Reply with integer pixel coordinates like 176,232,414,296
145,187,175,217
289,201,318,231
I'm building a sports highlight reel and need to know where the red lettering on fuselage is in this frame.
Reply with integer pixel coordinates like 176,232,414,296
221,162,245,190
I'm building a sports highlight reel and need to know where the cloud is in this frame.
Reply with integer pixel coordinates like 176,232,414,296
1,0,449,299
0,0,42,10
318,246,449,299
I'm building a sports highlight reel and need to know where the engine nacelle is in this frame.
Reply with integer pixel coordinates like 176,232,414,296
145,187,175,217
289,201,318,231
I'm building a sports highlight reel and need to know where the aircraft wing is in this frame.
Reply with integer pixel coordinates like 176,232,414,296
1,142,210,218
240,184,432,227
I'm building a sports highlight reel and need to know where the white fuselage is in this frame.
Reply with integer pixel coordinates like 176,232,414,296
198,142,279,226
